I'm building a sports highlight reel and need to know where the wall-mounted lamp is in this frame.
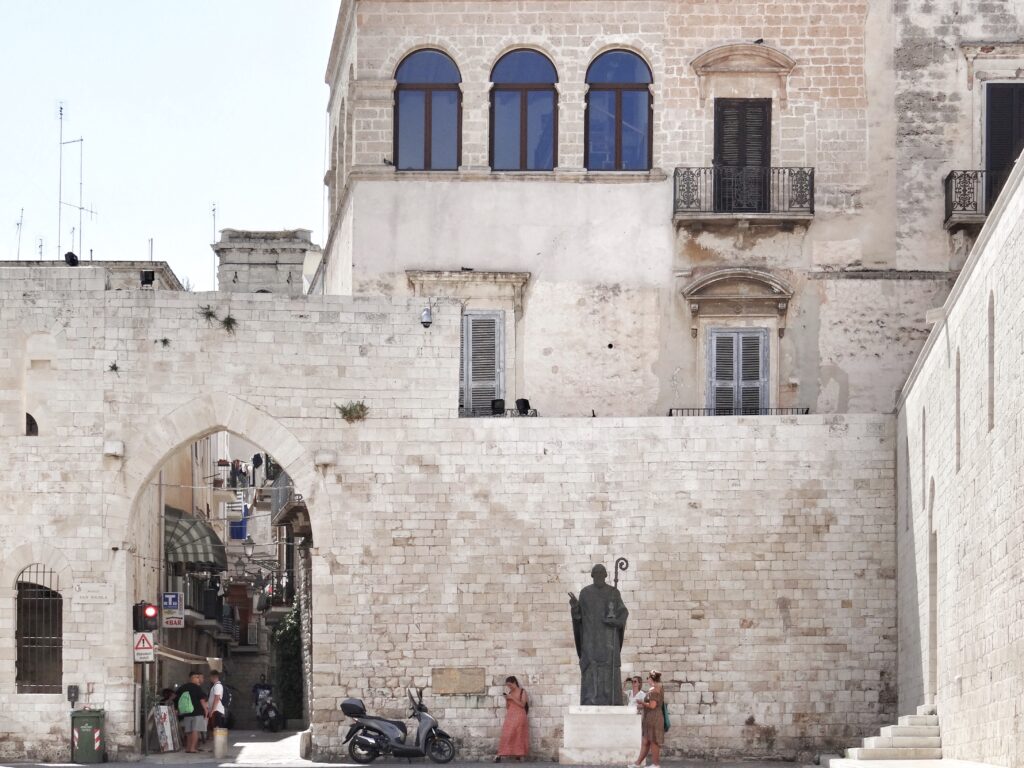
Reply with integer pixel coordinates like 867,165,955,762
243,536,256,559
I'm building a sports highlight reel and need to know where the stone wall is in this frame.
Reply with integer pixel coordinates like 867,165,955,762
0,270,897,760
897,145,1024,766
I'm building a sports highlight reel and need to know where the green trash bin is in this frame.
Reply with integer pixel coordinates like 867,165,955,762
71,709,106,763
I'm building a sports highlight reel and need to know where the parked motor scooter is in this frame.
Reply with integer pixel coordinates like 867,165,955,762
341,688,455,764
255,687,286,732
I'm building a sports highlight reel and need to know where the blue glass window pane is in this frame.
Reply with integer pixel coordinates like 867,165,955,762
493,91,521,170
396,50,461,83
492,50,557,83
621,90,650,170
526,91,555,170
431,91,459,170
397,90,425,170
586,50,652,84
587,90,616,171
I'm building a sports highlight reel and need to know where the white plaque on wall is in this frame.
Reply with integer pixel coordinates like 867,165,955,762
72,582,113,604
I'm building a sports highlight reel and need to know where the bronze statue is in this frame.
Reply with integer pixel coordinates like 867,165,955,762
569,563,629,705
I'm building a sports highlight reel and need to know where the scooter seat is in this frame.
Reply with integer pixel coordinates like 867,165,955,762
360,715,408,738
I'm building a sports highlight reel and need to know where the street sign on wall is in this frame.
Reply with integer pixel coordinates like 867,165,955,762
161,592,184,629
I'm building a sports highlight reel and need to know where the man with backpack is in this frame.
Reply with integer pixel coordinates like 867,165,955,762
175,670,209,753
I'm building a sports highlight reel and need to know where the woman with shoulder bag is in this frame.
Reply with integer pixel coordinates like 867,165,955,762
628,670,664,768
495,676,529,762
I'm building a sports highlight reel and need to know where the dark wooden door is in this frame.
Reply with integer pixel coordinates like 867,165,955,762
714,98,771,212
986,84,1024,210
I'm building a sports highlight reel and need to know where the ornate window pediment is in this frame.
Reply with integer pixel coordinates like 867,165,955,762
681,268,793,337
691,44,796,106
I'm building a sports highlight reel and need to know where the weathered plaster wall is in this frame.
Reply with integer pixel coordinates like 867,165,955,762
0,269,896,761
894,0,1024,270
897,150,1024,766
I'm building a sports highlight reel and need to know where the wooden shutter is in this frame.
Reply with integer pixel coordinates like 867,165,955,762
460,311,504,416
986,84,1024,207
714,99,771,168
714,99,771,212
739,332,767,414
708,328,769,414
710,332,736,415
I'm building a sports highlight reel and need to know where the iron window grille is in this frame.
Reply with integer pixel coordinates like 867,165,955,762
16,563,62,694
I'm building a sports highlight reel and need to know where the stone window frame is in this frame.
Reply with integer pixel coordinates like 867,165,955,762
960,44,1024,170
407,270,530,404
682,268,792,409
690,43,797,109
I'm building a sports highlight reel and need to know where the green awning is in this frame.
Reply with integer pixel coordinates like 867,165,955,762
164,506,227,573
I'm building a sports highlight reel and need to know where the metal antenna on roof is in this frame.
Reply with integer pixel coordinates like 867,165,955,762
57,104,97,259
15,208,23,261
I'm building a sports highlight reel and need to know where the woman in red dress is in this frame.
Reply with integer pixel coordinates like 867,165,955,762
495,676,529,762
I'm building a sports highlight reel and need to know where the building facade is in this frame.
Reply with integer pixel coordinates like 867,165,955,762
4,0,1024,764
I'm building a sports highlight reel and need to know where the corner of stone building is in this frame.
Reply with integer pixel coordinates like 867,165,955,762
212,229,322,296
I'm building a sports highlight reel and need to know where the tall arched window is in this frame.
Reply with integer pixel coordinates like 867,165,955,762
16,564,62,693
26,413,38,436
490,50,558,171
394,50,462,171
585,50,652,171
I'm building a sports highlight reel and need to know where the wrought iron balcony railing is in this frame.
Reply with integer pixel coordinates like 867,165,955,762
944,169,1008,228
668,407,810,416
673,166,814,220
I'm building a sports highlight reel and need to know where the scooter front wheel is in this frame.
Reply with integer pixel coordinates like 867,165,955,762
426,736,455,764
348,737,378,764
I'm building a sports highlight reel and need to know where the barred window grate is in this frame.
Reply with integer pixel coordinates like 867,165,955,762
16,564,63,694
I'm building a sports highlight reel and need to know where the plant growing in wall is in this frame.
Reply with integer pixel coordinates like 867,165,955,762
271,604,303,720
198,304,218,324
155,338,171,347
335,400,369,423
219,314,238,335
108,361,119,374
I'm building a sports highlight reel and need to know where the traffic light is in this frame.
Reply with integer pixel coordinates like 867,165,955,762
133,601,159,631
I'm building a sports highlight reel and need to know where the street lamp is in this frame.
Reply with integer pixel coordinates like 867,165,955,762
243,536,255,558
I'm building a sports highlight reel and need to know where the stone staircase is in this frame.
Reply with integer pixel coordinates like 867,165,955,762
844,709,942,760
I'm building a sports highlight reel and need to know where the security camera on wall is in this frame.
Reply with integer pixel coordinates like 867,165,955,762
420,306,432,328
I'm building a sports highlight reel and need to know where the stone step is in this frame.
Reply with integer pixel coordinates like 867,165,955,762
845,748,943,760
864,736,941,749
916,704,937,716
880,725,940,738
898,715,939,726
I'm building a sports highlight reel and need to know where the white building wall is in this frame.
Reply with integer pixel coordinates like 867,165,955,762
897,155,1024,767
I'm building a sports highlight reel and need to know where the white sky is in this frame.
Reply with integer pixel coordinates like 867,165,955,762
0,1,339,290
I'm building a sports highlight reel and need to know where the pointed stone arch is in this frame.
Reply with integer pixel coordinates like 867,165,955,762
691,43,797,106
120,392,327,543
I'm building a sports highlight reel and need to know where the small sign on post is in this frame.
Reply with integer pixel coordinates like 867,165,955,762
161,592,184,629
133,632,155,662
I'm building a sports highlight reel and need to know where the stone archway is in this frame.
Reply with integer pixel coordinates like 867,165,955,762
114,393,330,753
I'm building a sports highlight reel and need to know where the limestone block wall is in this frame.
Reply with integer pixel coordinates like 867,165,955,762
897,148,1024,766
0,273,457,761
311,414,897,761
0,268,897,761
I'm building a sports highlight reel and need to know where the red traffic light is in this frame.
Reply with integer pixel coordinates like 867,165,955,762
133,601,159,631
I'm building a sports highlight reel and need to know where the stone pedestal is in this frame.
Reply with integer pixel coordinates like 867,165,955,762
559,706,641,764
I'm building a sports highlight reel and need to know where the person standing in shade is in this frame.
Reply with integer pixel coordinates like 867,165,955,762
494,676,529,762
629,670,664,768
207,670,227,729
176,670,209,754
